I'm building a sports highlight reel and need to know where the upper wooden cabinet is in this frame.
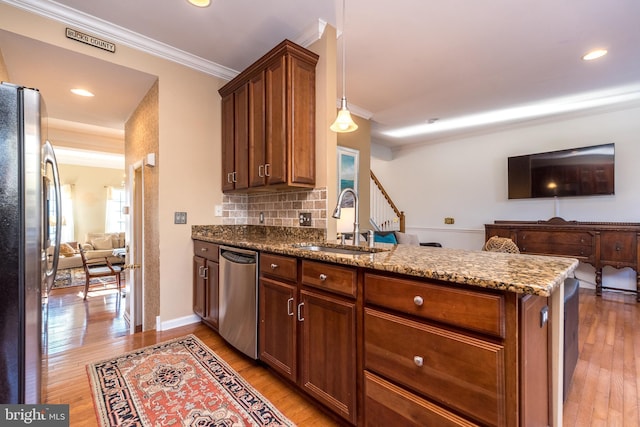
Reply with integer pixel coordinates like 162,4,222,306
219,40,319,192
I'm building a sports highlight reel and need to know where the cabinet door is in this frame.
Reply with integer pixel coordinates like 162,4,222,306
288,55,316,186
259,277,297,382
204,260,219,329
233,83,249,190
193,256,206,318
265,56,287,186
519,295,550,427
249,71,266,188
221,94,235,192
299,289,357,424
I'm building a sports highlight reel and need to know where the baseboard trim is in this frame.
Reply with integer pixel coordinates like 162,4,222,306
156,314,201,331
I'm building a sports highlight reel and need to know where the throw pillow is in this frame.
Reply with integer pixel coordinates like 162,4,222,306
374,232,398,244
92,237,113,250
59,243,76,257
394,232,420,245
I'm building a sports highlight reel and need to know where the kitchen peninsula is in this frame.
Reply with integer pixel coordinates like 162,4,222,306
192,225,578,426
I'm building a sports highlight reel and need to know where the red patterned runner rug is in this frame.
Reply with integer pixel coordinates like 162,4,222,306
87,334,295,426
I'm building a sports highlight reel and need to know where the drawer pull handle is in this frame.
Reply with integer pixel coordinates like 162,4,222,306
270,263,279,269
287,298,294,316
413,356,424,367
413,296,424,306
201,247,208,252
319,274,327,281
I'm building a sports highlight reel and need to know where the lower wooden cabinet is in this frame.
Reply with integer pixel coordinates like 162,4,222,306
364,371,478,427
259,255,357,425
193,241,219,329
259,276,297,382
363,272,551,427
300,289,357,424
365,308,505,426
254,250,554,426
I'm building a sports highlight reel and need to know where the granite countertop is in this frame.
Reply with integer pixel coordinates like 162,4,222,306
192,225,578,297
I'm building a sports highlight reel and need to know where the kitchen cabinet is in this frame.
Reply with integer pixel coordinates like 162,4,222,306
486,217,640,300
219,39,318,192
193,241,219,329
259,254,357,425
363,272,549,427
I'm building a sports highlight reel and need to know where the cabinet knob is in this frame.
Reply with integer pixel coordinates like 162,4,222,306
413,356,424,367
413,296,424,306
616,245,622,251
270,263,278,269
319,273,327,281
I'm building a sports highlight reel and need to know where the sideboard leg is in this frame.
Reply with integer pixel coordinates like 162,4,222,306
595,268,603,296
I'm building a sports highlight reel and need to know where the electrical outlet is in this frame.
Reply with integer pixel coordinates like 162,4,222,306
444,217,455,225
259,212,265,224
299,212,312,226
174,211,187,224
214,205,223,217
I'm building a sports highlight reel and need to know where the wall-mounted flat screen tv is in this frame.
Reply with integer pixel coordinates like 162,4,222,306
508,143,615,199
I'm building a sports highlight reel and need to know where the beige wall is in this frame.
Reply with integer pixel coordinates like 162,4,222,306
57,163,124,242
0,47,8,81
337,115,371,231
0,3,224,327
309,25,339,239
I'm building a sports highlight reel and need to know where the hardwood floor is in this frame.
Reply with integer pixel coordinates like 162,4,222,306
43,283,639,426
563,289,640,427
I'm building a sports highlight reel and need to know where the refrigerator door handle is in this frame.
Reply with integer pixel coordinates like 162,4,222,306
42,140,62,294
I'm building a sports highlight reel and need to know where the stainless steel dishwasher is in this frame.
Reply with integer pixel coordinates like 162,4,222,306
218,245,258,359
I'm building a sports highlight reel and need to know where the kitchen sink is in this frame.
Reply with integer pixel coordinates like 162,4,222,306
292,244,388,255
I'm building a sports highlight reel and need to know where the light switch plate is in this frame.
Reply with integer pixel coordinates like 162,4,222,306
174,211,187,224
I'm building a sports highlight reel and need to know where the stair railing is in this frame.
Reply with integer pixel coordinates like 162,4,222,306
370,170,405,232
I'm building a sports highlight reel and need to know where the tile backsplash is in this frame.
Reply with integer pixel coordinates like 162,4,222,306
222,187,327,229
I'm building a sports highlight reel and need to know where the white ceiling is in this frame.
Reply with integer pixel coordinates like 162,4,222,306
2,0,640,149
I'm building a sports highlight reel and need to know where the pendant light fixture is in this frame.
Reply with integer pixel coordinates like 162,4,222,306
330,0,358,133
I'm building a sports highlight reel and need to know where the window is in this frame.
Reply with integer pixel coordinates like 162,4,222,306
105,187,126,233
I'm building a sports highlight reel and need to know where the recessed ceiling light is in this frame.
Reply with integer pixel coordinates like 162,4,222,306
582,49,608,61
187,0,211,7
71,88,94,97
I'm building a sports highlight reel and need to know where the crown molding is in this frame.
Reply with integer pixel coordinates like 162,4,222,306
3,0,239,80
294,19,328,48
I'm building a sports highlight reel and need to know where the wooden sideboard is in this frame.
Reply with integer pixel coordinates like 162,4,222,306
485,217,640,301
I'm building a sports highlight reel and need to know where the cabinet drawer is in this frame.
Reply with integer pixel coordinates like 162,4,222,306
365,308,506,426
600,231,637,264
365,273,505,338
193,240,219,262
365,371,478,427
301,260,357,298
519,231,593,258
260,253,297,282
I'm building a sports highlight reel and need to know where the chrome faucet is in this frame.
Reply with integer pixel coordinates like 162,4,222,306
332,188,360,245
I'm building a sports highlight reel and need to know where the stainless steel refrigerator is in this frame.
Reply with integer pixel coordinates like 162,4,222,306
0,82,61,403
